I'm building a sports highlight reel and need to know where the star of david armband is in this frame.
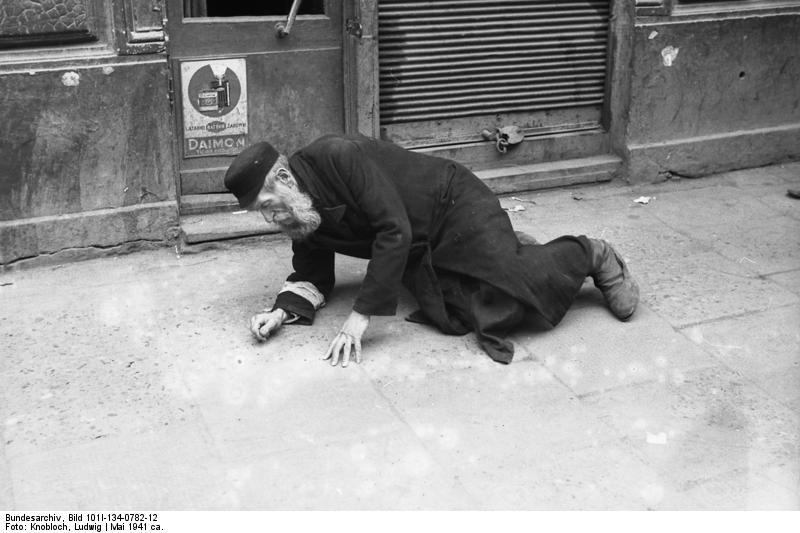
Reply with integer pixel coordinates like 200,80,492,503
271,281,326,325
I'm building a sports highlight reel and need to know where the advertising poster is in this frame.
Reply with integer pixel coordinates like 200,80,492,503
181,58,248,158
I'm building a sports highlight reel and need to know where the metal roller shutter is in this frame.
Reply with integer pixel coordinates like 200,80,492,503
378,0,611,125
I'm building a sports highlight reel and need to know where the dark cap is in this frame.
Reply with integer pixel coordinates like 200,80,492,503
224,141,280,208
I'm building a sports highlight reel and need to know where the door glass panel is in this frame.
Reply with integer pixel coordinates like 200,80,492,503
184,1,325,18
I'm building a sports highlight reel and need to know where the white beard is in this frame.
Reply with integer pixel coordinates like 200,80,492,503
273,182,321,240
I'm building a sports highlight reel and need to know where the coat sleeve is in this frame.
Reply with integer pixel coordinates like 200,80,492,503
271,239,335,325
325,140,412,316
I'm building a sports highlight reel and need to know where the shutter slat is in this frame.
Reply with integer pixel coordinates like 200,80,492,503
384,75,606,96
381,65,607,85
379,0,611,125
381,50,607,68
382,84,603,109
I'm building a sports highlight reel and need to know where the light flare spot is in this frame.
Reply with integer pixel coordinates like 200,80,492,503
570,344,588,355
61,71,80,86
399,450,434,477
437,427,460,450
641,484,665,506
350,443,368,461
684,326,704,345
226,466,252,488
413,423,435,439
355,480,377,498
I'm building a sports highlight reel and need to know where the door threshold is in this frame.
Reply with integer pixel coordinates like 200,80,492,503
397,123,602,151
476,154,621,194
178,154,622,245
180,210,279,244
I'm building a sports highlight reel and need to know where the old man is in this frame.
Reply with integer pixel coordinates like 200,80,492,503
224,134,639,367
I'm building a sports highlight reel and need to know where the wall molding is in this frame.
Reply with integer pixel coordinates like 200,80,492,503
0,201,179,266
627,123,800,181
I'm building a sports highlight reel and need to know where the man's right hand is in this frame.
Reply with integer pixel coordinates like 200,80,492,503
249,309,288,341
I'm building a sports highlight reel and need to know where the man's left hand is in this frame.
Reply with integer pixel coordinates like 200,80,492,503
324,310,370,367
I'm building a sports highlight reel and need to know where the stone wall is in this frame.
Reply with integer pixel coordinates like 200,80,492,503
624,10,800,181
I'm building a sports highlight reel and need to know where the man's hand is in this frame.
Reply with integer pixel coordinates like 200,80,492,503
250,309,288,341
324,310,370,367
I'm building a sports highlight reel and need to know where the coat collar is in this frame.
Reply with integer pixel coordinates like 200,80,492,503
288,153,346,225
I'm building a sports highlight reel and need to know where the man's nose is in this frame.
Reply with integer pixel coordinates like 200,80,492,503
261,209,289,224
272,211,292,224
260,209,276,223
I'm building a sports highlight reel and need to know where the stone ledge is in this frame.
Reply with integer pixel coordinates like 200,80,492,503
627,123,800,183
0,201,179,266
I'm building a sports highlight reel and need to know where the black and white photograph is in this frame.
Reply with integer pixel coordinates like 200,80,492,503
1,0,798,526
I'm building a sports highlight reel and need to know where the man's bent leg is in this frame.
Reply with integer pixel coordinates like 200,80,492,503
516,236,593,326
517,236,639,323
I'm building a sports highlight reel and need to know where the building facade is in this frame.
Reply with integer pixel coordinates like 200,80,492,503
1,0,798,267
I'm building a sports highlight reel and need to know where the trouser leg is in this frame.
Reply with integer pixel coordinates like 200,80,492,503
516,235,593,326
520,235,639,321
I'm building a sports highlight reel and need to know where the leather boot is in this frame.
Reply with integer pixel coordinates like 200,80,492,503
588,238,639,320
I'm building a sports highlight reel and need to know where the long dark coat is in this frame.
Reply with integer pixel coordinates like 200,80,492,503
275,134,591,362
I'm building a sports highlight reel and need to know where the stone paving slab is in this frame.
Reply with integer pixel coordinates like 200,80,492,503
369,365,640,509
768,269,800,298
510,290,719,397
700,218,800,276
580,366,799,508
1,316,198,458
209,429,477,510
681,305,800,412
0,441,12,510
179,353,408,459
365,359,703,510
680,465,800,511
634,249,798,328
645,186,787,232
8,421,221,510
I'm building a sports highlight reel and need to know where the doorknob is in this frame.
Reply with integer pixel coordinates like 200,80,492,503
276,0,304,37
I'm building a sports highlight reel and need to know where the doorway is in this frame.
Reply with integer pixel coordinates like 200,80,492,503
166,0,345,196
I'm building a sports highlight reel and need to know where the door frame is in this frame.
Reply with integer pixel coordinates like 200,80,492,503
164,0,345,196
343,0,380,138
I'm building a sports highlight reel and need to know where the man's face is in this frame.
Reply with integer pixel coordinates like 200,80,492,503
249,167,320,240
254,179,292,225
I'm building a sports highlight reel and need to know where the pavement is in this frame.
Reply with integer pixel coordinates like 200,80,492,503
1,162,799,511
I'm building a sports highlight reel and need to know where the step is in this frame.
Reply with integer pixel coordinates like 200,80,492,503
417,128,611,172
476,154,621,194
179,154,622,243
180,209,279,244
180,193,239,216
